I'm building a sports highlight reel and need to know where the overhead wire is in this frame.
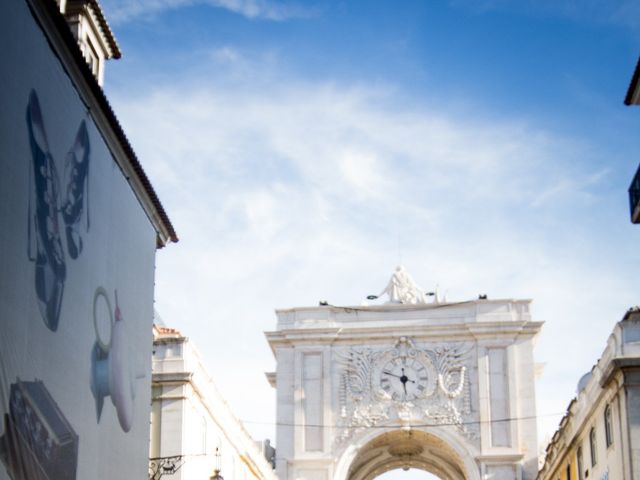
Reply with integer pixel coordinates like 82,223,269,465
240,410,566,429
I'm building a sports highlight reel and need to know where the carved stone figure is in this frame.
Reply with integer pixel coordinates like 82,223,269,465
378,266,428,304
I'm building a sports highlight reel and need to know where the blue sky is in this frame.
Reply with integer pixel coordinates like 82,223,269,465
100,0,640,472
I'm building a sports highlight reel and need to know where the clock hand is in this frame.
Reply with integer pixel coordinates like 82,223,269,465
382,370,402,379
399,368,416,385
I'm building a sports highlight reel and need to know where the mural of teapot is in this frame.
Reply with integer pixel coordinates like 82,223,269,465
90,288,142,433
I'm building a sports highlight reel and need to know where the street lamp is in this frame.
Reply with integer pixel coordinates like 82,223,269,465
209,447,223,480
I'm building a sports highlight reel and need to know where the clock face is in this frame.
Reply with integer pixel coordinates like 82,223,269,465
379,356,429,401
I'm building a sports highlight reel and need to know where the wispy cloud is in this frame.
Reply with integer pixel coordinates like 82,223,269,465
210,46,242,64
530,168,609,208
101,0,317,24
111,50,638,444
450,0,640,32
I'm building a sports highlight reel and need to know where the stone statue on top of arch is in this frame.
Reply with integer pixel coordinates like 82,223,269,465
377,266,441,305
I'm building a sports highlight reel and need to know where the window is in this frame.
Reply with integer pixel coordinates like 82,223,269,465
577,446,584,480
605,404,613,447
590,427,597,466
566,464,571,480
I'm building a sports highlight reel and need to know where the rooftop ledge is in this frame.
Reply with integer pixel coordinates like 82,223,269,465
272,298,534,330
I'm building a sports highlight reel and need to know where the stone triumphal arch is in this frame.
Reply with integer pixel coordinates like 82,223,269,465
265,270,542,480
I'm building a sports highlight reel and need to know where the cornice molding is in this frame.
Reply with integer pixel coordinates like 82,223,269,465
265,320,543,353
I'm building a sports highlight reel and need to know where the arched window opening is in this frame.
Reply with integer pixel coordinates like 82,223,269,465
604,405,613,448
589,427,597,467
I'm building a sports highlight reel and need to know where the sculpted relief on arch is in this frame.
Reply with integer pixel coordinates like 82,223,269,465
335,337,477,446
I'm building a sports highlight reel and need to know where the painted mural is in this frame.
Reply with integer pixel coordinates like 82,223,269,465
26,90,90,332
0,1,158,479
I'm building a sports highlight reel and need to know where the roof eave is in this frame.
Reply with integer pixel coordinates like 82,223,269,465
624,56,640,106
30,0,177,246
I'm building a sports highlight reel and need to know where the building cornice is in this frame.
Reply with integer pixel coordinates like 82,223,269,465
475,453,524,463
600,357,640,388
264,372,276,388
275,298,532,316
265,320,542,355
152,372,193,384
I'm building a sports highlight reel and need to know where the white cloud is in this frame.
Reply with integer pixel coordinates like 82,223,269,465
210,46,242,64
449,0,640,32
101,0,317,24
337,149,389,199
111,58,640,447
530,168,609,208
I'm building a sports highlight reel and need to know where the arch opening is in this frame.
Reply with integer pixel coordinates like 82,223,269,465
346,430,469,480
375,468,441,480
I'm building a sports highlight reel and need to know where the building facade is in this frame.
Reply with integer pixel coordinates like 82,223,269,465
0,1,175,479
151,326,278,480
625,57,640,224
265,270,542,480
538,308,640,480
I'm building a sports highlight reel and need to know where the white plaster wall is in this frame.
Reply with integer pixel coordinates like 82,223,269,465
151,335,277,480
276,347,295,480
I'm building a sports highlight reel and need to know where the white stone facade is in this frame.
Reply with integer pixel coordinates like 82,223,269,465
538,308,640,480
266,299,542,480
151,326,277,480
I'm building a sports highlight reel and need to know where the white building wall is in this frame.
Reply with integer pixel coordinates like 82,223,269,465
267,299,542,480
538,310,640,480
151,326,277,480
275,347,295,480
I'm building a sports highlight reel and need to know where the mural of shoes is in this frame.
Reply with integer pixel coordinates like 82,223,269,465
90,288,140,433
0,379,78,480
26,90,66,332
61,120,90,260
